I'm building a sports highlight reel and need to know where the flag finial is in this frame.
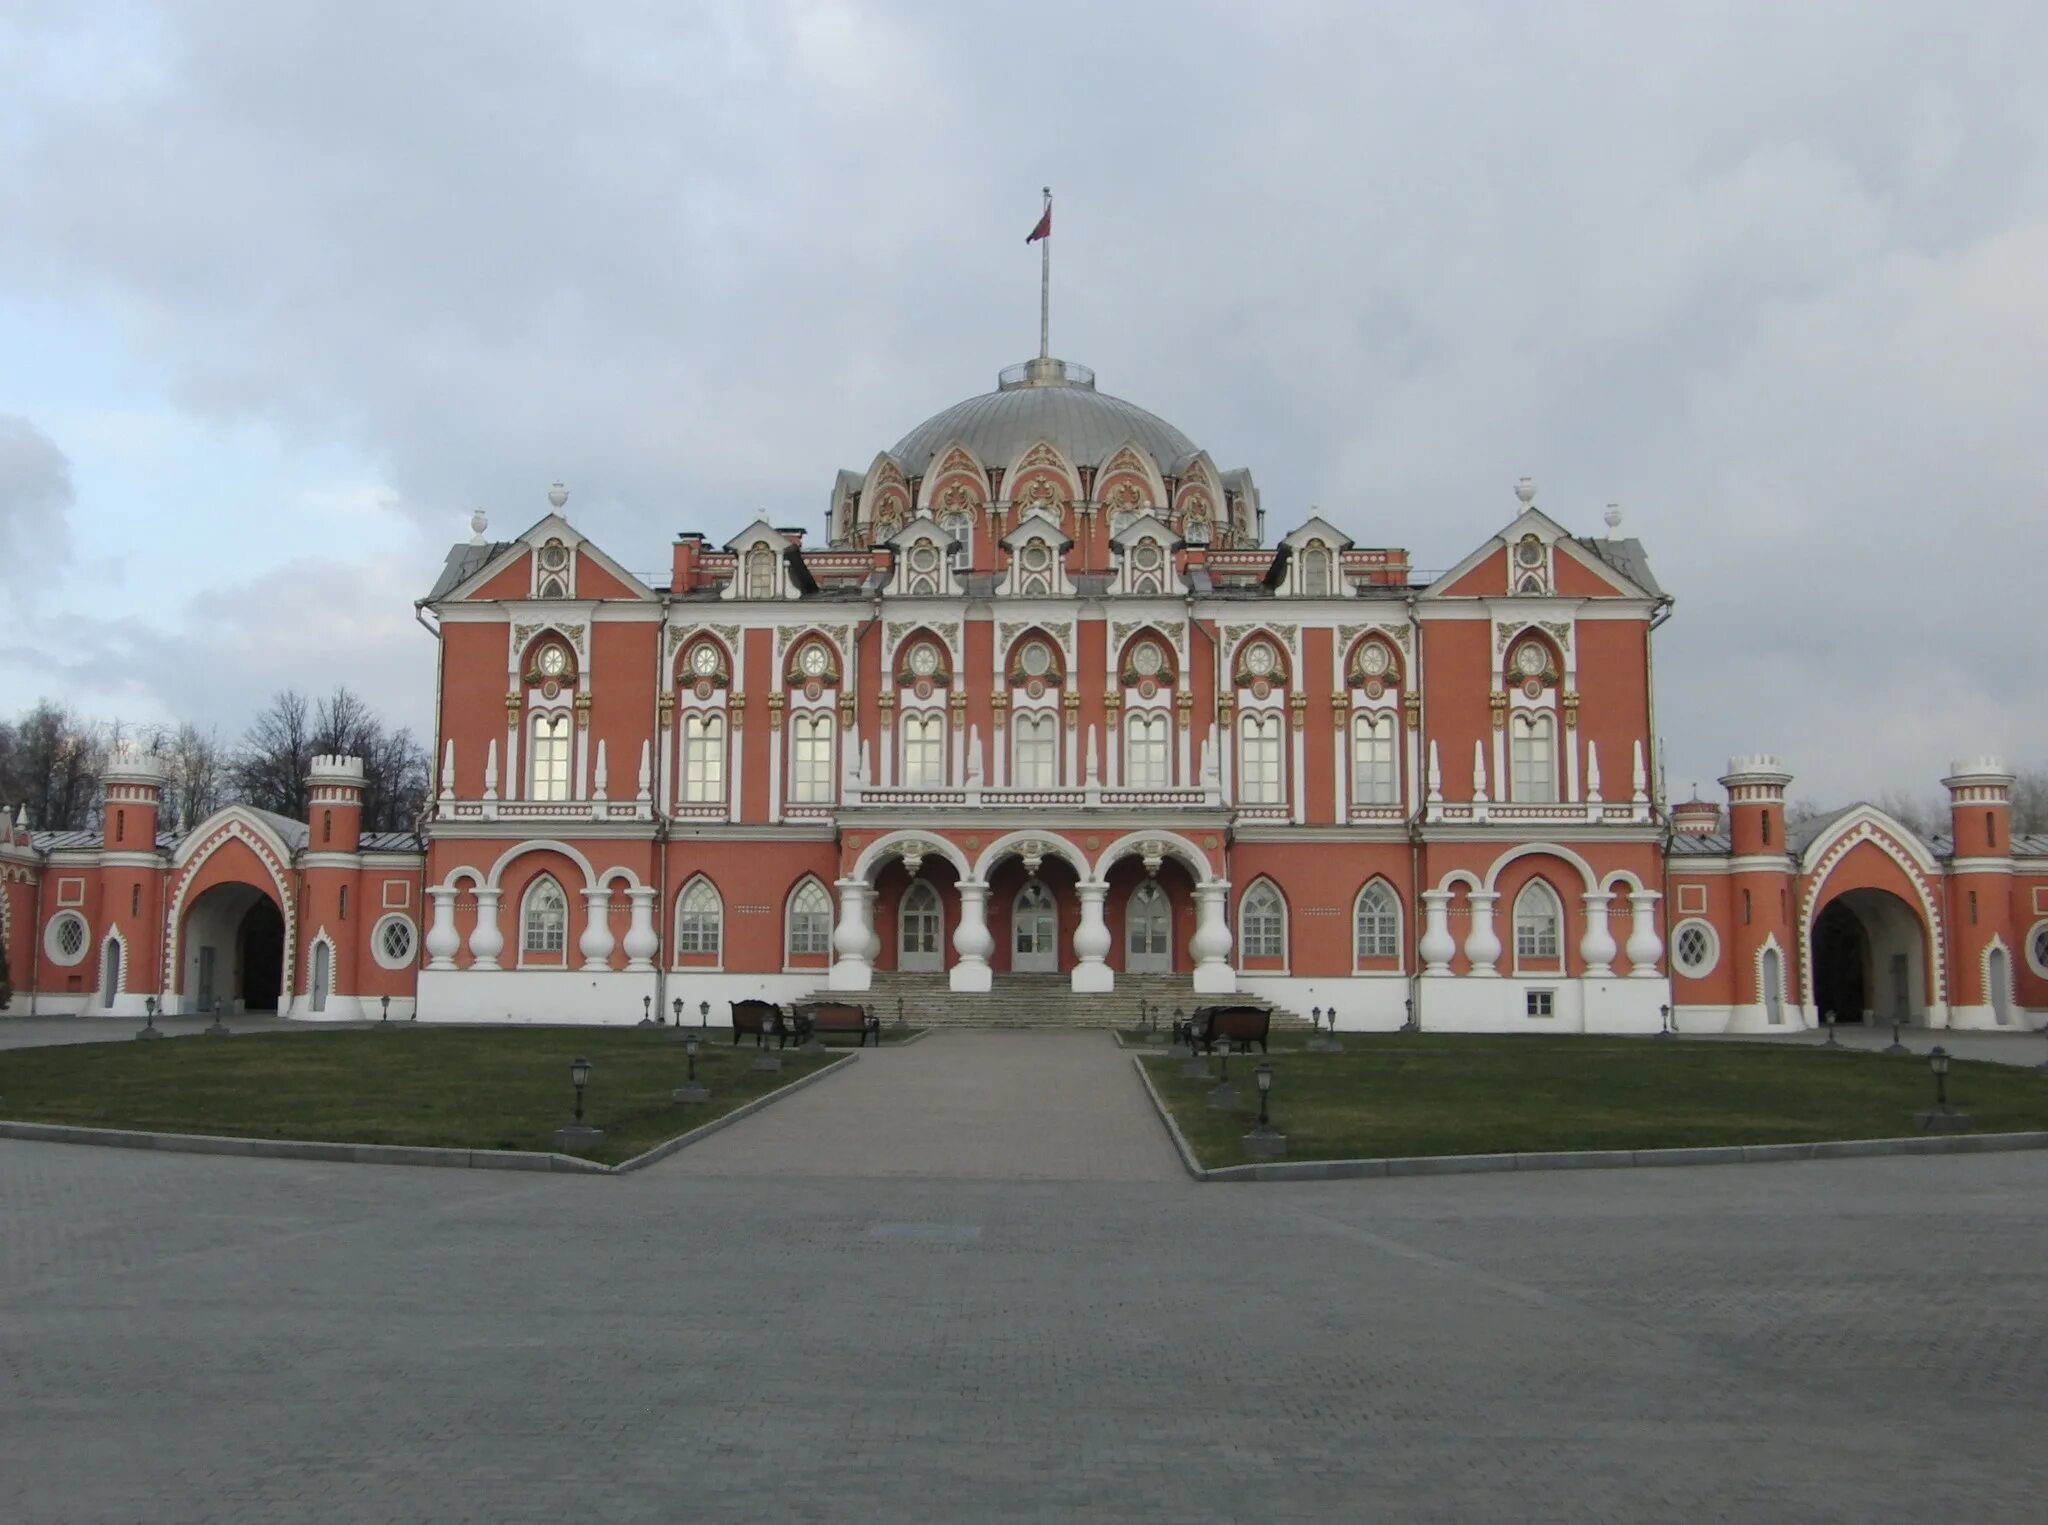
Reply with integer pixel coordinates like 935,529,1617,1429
1026,187,1054,359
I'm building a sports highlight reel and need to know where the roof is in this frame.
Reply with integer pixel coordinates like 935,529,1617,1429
1574,536,1664,597
363,831,424,853
425,540,514,602
1667,831,1734,856
887,363,1201,476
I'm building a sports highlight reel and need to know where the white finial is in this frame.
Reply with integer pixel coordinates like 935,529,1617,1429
1426,741,1443,804
637,741,652,800
966,725,984,784
1604,503,1623,540
1472,740,1489,804
1515,477,1537,505
548,481,568,511
1084,724,1100,785
1585,741,1603,803
482,739,499,801
469,508,488,545
441,740,456,798
592,740,609,800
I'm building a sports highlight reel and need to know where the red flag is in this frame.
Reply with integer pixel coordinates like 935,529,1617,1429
1025,203,1051,243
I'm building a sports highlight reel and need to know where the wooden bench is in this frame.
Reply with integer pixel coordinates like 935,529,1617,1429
791,1001,881,1047
1185,1004,1272,1055
729,998,790,1048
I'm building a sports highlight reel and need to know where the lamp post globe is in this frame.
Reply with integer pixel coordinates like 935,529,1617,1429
1929,1045,1950,1110
699,1000,710,1030
1254,1061,1274,1126
138,995,162,1040
673,997,683,1025
570,1057,592,1123
380,994,391,1025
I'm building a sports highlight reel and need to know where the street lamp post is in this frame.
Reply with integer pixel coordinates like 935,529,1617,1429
205,995,230,1038
1657,1003,1672,1039
674,1034,710,1105
1402,995,1416,1033
1822,1009,1839,1048
1916,1045,1973,1134
639,995,655,1027
554,1057,605,1150
380,994,391,1027
699,1000,710,1031
1207,1043,1241,1108
136,995,162,1041
1885,1019,1909,1056
1244,1062,1286,1158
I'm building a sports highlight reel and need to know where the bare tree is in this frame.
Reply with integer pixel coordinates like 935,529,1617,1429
1871,788,1944,839
157,723,228,831
2010,767,2048,836
228,688,426,834
228,690,316,819
0,702,106,830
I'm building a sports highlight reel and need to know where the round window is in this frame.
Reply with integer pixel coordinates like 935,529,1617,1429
46,911,90,966
1133,542,1162,570
373,914,419,971
1358,643,1389,677
538,645,568,678
909,543,939,573
909,645,939,677
1515,643,1546,677
1672,919,1719,977
690,644,719,677
2027,921,2048,980
1245,643,1276,678
1020,642,1052,677
539,540,569,571
1132,643,1164,677
1517,538,1545,568
1023,543,1052,571
799,645,829,678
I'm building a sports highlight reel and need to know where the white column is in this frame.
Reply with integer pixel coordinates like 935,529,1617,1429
1579,892,1617,975
1626,891,1664,976
1072,880,1113,993
951,879,994,992
1418,890,1455,973
1191,880,1236,994
829,876,873,991
579,888,615,969
425,887,460,969
861,886,882,964
623,887,659,971
469,889,504,971
1464,891,1502,976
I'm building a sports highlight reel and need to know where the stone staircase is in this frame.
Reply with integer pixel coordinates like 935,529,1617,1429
797,971,1311,1032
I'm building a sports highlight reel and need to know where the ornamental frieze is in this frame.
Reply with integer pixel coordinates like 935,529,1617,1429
1338,621,1410,651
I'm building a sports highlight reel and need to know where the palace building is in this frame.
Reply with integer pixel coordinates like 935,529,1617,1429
4,348,2045,1033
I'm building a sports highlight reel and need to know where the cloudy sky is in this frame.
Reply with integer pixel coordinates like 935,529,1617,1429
2,1,2043,807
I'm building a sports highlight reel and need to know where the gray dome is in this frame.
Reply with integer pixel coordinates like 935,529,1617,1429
888,358,1200,476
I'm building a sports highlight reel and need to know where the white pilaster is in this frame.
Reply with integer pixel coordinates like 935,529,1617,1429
1626,891,1664,976
579,888,615,969
951,880,994,992
470,889,504,971
1418,890,1455,973
426,887,460,969
1191,881,1236,994
1579,892,1616,975
1072,880,1113,993
1464,891,1502,976
623,888,659,971
828,876,873,991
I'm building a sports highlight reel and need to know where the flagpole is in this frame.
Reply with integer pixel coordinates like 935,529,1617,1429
1039,185,1051,360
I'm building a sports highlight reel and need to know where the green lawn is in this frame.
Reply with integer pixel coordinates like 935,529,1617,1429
1144,1035,2048,1169
0,1027,849,1167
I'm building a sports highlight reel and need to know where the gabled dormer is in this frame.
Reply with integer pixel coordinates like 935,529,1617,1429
1274,514,1355,597
426,485,660,608
1423,479,1661,604
1108,511,1180,597
998,509,1075,599
721,521,810,602
883,513,963,598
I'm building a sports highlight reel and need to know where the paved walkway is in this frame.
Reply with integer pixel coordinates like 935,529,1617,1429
678,1029,1183,1181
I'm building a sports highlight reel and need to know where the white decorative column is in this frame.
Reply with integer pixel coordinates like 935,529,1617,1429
1191,881,1236,994
951,879,994,993
1464,891,1502,976
579,889,616,969
623,888,659,971
861,886,882,963
469,889,504,971
1418,890,1456,973
1072,880,1113,993
1625,891,1664,976
1579,892,1617,975
426,887,460,969
829,876,873,991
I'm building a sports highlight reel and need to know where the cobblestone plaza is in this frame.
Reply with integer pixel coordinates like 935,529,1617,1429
5,1031,2048,1522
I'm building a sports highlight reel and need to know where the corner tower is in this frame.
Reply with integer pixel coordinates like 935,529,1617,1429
1942,755,2017,1027
1718,755,1797,1030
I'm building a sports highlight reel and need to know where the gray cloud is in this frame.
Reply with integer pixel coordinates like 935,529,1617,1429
2,1,2045,800
0,413,75,569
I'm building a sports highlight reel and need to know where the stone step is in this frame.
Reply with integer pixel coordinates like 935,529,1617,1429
801,973,1310,1031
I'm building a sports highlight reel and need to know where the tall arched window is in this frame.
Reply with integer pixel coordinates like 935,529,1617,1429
531,713,571,801
787,879,833,957
1125,712,1170,787
1239,713,1284,805
1513,880,1562,963
1352,712,1397,804
746,545,776,598
1510,712,1556,802
900,880,942,970
790,713,835,803
1355,881,1399,961
1241,880,1286,961
675,877,722,958
901,712,946,787
522,877,568,954
681,712,725,803
1013,712,1057,787
1300,542,1331,596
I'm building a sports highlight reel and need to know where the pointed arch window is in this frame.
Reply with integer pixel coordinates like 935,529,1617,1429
1513,881,1562,962
1352,712,1397,804
790,713,835,803
1129,539,1166,595
675,877,723,957
901,712,946,788
1125,712,1170,787
905,541,942,596
746,544,777,598
1241,881,1286,961
1355,881,1400,961
522,877,568,954
1013,712,1058,787
1017,540,1055,596
1510,712,1556,803
787,879,833,957
1300,542,1332,596
682,712,725,803
1239,713,1284,805
530,713,571,801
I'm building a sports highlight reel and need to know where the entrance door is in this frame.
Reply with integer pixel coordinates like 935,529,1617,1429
100,938,122,1010
1126,882,1171,973
1988,947,2011,1025
900,881,943,972
311,941,331,1013
1013,881,1058,972
1761,948,1783,1025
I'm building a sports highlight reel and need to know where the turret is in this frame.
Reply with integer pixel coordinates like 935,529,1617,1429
1670,797,1721,837
100,741,168,851
1942,755,2013,860
307,755,366,853
1718,754,1791,857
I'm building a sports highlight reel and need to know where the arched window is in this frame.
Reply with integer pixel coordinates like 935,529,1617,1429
100,935,123,1008
1124,712,1170,787
790,713,835,803
1510,712,1556,803
522,877,568,954
1017,540,1055,596
1241,881,1286,961
1300,542,1331,596
531,713,571,801
901,712,946,788
1013,712,1057,787
1761,947,1784,1024
681,712,725,803
746,544,777,598
1513,881,1562,962
899,880,942,969
905,541,942,596
675,877,722,957
1352,712,1397,804
787,879,833,957
1129,539,1166,595
1239,713,1284,805
1355,881,1399,961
